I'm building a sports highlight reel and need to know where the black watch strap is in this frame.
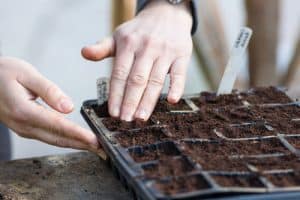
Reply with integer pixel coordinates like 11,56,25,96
136,0,198,35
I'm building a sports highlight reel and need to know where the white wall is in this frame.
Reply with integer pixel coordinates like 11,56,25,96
0,0,299,159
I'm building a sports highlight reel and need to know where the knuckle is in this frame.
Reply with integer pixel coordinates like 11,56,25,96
120,33,135,46
128,74,147,86
50,117,65,136
149,76,164,87
143,35,158,49
171,73,184,79
14,124,32,138
122,98,137,108
11,106,29,124
44,83,60,100
112,67,128,82
54,139,69,148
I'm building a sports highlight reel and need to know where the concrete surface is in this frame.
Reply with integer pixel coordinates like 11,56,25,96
0,152,131,200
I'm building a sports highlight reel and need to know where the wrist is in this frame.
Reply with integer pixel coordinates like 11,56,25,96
139,0,193,31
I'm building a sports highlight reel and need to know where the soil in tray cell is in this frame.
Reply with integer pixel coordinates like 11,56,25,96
191,91,244,108
247,155,300,171
286,137,300,149
151,112,205,126
142,157,195,179
265,172,300,187
217,123,275,138
195,155,248,172
154,175,210,195
212,174,264,188
114,127,168,148
102,118,152,132
129,142,181,163
166,122,219,140
240,87,293,105
154,99,192,112
214,107,263,124
267,119,300,135
181,139,288,158
255,105,300,122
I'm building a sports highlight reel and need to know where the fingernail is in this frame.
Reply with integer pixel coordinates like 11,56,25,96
169,93,179,103
136,109,148,120
110,107,120,117
59,98,74,112
121,114,133,122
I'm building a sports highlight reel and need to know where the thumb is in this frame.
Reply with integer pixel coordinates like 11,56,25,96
81,37,115,61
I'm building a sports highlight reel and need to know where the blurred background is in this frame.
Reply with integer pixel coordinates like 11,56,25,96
0,0,299,159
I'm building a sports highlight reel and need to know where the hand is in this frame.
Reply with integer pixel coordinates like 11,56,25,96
0,57,101,154
82,0,193,121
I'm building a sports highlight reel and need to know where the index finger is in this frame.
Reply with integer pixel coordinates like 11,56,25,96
25,102,100,152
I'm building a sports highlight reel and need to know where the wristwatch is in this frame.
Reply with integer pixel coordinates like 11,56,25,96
167,0,184,4
137,0,198,34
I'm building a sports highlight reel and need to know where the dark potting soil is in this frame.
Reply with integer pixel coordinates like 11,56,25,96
249,105,300,135
102,118,152,132
214,106,263,124
166,122,219,140
142,157,195,179
265,172,300,187
191,87,292,109
154,99,192,112
154,175,210,195
180,139,288,158
114,127,168,148
194,155,248,172
191,91,244,108
151,112,205,125
241,87,293,105
212,175,264,188
217,124,275,138
254,105,300,122
286,137,300,149
247,155,300,171
129,142,181,163
268,119,300,135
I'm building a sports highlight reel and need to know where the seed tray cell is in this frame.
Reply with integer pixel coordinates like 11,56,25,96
81,87,300,199
246,155,300,171
240,87,293,105
154,99,193,112
127,141,182,164
264,171,300,189
141,156,196,179
180,138,289,158
102,118,154,132
216,123,276,139
211,174,265,188
113,127,169,148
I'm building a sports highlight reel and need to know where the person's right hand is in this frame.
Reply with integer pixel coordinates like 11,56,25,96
0,57,101,154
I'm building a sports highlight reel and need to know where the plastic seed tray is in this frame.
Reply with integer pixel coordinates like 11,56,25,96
81,87,300,200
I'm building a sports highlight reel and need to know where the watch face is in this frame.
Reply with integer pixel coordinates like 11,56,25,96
168,0,183,4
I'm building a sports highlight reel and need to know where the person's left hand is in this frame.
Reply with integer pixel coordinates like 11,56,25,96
82,1,193,121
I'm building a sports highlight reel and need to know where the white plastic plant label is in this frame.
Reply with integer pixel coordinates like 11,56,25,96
217,27,253,95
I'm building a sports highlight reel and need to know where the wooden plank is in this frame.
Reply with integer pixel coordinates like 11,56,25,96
246,0,280,86
112,0,136,30
281,35,300,87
